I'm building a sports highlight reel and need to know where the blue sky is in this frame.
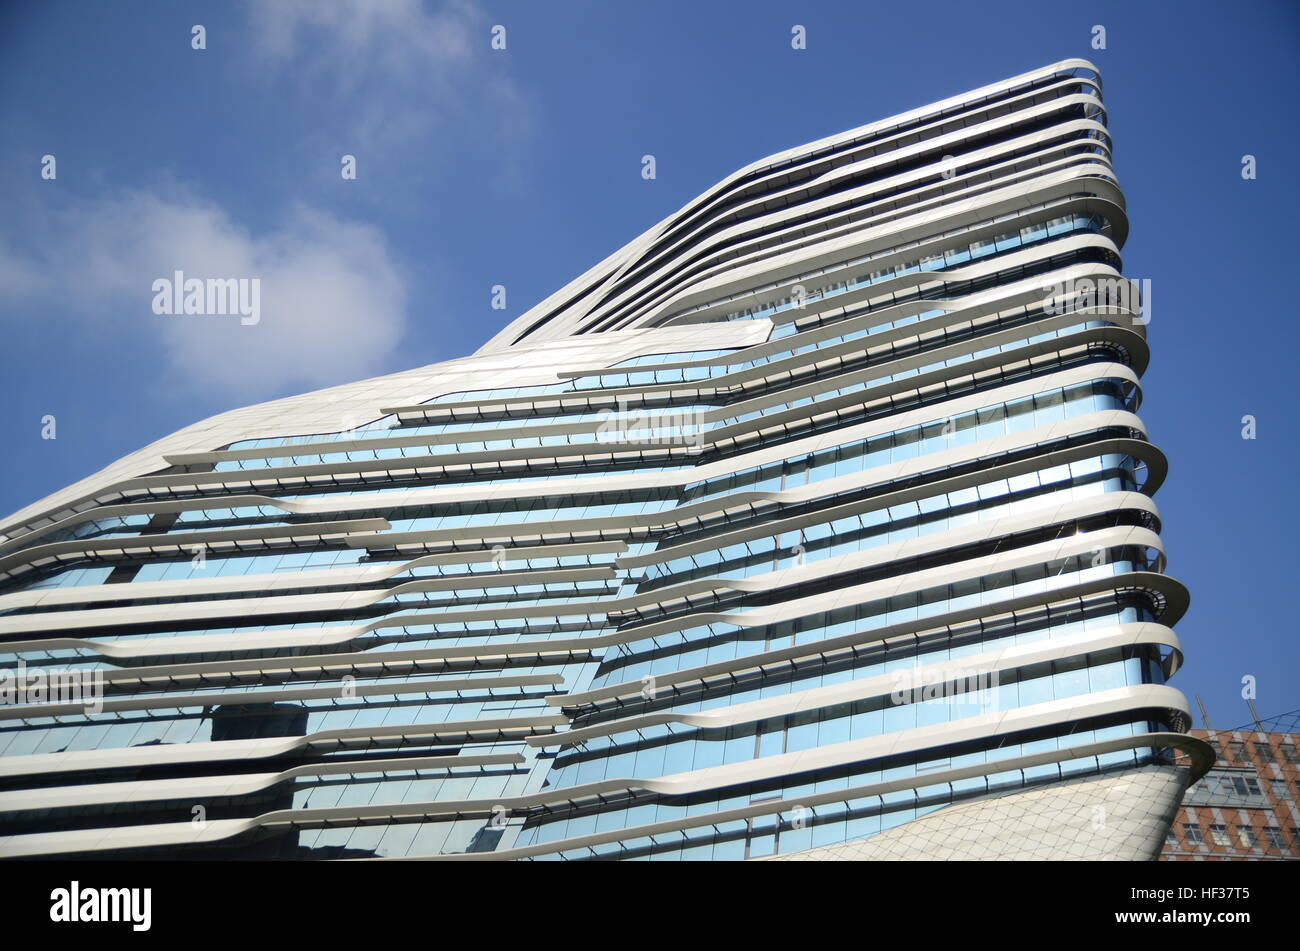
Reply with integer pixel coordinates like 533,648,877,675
1,0,1296,727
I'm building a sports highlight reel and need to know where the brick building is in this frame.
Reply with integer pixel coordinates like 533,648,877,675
1162,710,1300,861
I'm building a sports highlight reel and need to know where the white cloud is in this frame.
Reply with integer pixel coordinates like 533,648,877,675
0,235,47,299
245,0,524,149
0,1,526,402
249,0,477,75
8,188,408,399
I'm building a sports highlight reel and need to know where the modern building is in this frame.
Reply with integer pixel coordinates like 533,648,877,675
1161,713,1300,861
0,58,1211,861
